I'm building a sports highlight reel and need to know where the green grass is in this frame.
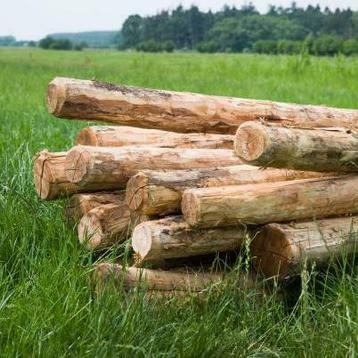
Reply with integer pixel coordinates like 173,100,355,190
1,48,358,356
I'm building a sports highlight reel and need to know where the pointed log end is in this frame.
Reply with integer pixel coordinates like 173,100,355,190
132,222,153,261
126,173,149,211
33,150,53,200
181,190,200,227
76,127,99,146
78,212,104,250
47,77,66,116
65,146,92,184
234,122,270,162
252,224,293,278
92,263,122,294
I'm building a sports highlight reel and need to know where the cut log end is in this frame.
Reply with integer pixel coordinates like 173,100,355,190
131,223,153,260
126,173,149,211
47,79,66,115
65,146,92,184
253,224,298,278
33,150,56,200
234,122,270,161
76,127,99,146
181,191,200,226
78,213,104,250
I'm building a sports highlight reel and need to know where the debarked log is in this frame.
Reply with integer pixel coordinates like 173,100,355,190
252,216,358,279
181,175,355,228
48,77,358,134
77,125,234,149
235,122,358,172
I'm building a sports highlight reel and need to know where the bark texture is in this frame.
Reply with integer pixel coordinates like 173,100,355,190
33,150,84,200
126,166,333,216
131,216,247,266
65,145,241,190
48,77,358,134
181,176,357,228
64,192,125,222
252,216,358,279
235,122,358,172
77,125,234,149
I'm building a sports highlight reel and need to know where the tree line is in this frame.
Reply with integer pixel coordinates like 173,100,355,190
120,3,358,56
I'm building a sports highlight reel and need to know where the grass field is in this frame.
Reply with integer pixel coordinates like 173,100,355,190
1,48,358,356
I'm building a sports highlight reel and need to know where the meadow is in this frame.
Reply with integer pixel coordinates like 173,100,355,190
0,48,358,356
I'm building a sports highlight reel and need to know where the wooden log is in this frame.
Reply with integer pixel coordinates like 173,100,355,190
77,125,234,149
131,216,247,267
92,264,225,294
252,216,358,279
64,192,124,222
33,150,85,200
181,175,357,228
48,77,358,134
64,145,241,190
126,166,333,216
235,122,358,172
78,203,149,250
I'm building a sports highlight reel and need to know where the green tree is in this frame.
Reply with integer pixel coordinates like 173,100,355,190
38,36,54,49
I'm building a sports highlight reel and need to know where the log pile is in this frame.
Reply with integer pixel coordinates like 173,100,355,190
33,77,358,297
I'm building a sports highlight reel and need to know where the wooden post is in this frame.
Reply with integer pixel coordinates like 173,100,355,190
181,176,356,228
252,216,358,279
64,192,125,222
126,166,333,216
33,150,84,200
64,145,241,190
77,125,234,149
47,77,358,134
235,122,358,172
131,216,248,266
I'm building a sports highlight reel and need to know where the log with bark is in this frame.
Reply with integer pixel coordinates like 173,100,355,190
181,175,358,228
64,145,241,191
252,216,358,279
126,166,333,216
47,77,358,134
92,263,257,295
78,203,149,250
131,216,248,267
235,122,358,172
64,192,125,223
33,150,84,200
77,125,234,149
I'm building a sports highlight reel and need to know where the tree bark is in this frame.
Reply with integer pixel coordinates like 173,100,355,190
33,150,84,200
47,77,358,134
64,192,125,223
64,145,241,191
78,203,149,250
131,216,248,267
77,125,234,149
252,216,358,279
235,122,358,172
126,166,333,216
181,175,356,228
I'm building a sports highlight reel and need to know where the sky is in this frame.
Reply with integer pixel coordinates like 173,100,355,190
2,0,358,41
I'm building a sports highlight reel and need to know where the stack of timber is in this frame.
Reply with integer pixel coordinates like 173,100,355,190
33,76,358,297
